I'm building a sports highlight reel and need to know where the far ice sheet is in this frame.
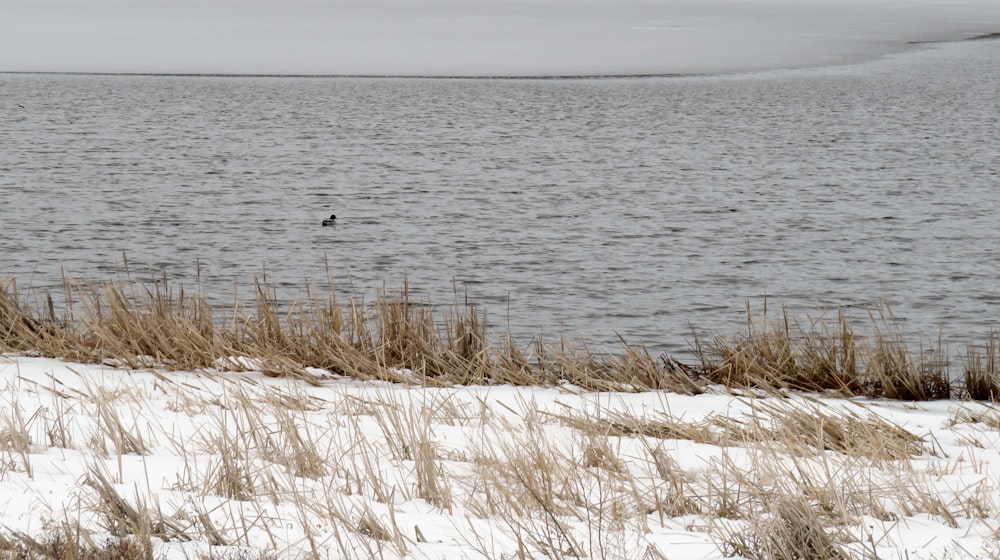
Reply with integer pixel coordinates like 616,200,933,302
2,0,1000,76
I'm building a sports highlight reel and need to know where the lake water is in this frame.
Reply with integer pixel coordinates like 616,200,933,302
2,39,999,357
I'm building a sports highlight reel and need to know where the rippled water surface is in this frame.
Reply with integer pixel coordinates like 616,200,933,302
2,40,999,355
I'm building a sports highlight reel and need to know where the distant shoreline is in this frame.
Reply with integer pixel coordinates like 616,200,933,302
0,70,705,81
2,31,997,80
908,30,1000,44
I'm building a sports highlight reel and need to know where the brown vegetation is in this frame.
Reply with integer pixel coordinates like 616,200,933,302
2,274,998,401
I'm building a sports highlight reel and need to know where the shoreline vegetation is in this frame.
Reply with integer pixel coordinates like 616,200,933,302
2,273,1000,559
2,274,997,401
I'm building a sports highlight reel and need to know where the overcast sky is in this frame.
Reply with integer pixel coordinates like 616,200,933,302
2,0,1000,76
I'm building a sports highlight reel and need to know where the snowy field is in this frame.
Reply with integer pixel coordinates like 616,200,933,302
2,0,1000,76
2,353,1000,559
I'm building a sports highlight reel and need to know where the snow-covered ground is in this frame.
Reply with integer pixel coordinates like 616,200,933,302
2,353,999,559
2,0,1000,76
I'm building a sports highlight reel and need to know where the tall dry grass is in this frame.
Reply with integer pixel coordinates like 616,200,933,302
696,303,970,401
966,332,1000,401
697,305,862,395
2,274,999,401
0,274,703,394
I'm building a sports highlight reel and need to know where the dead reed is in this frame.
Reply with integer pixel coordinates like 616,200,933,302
2,274,998,401
720,494,850,560
0,274,703,394
0,526,153,560
696,303,965,401
697,304,852,394
965,332,1000,401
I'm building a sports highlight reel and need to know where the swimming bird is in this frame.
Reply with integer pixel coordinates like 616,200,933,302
322,214,337,226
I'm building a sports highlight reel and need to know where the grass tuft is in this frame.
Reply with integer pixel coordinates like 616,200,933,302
965,332,1000,401
698,304,861,394
721,495,850,560
0,525,152,560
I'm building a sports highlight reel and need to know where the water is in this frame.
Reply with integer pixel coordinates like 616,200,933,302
2,39,999,356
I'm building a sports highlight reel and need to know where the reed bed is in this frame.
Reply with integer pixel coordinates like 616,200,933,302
2,274,998,401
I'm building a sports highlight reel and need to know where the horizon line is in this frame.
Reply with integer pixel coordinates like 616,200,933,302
0,70,708,80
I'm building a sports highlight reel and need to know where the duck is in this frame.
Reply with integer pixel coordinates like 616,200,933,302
322,214,337,226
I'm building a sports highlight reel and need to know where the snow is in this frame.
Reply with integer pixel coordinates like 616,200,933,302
2,353,1000,559
2,0,1000,76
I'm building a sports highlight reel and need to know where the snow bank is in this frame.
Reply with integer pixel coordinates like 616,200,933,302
2,353,1000,559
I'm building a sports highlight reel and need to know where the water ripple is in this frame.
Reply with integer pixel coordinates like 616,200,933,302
2,41,1000,354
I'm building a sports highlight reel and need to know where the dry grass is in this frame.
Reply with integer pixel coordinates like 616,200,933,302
84,467,190,544
0,527,153,560
752,399,935,462
555,398,933,469
862,309,953,401
697,304,861,395
5,274,998,402
0,402,34,477
720,494,851,560
0,271,995,557
697,303,963,401
950,403,1000,430
2,274,709,394
966,332,1000,401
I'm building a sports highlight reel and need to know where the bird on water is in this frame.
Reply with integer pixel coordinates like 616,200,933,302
322,214,337,226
